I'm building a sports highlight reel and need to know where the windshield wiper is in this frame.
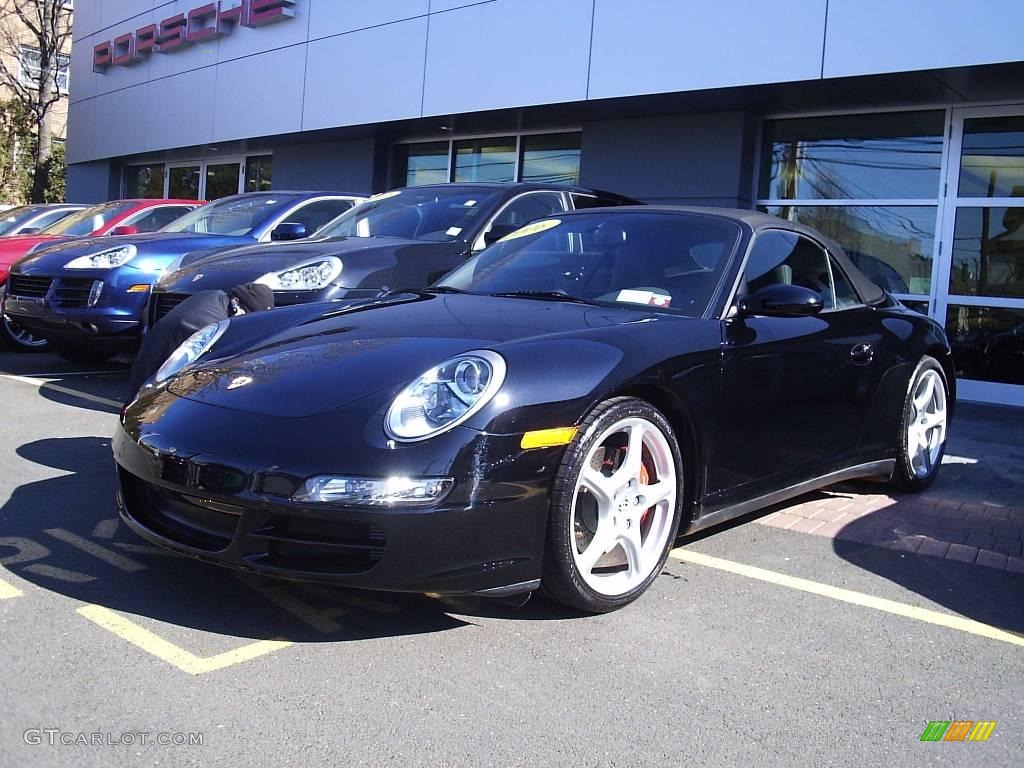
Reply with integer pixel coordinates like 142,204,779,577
490,290,595,305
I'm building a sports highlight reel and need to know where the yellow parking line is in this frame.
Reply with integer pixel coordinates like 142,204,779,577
670,549,1024,648
77,605,292,675
0,575,24,599
0,373,122,409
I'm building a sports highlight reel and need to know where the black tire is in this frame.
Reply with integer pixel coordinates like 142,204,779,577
542,397,685,613
51,343,117,365
0,313,49,352
889,355,949,492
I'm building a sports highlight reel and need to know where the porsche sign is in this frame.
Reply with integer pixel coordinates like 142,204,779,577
93,0,295,72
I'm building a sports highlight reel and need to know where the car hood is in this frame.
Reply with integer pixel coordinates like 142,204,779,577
0,234,66,267
168,292,665,418
12,233,256,274
160,236,460,290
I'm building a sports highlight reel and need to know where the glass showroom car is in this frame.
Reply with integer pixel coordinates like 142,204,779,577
4,191,363,362
0,198,203,351
147,183,636,325
114,208,954,613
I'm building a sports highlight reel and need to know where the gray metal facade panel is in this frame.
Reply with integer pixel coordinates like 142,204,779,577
67,0,1024,164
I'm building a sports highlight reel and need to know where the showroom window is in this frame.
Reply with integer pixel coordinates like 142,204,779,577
244,155,273,192
123,155,272,200
124,164,166,198
757,111,945,303
391,132,582,189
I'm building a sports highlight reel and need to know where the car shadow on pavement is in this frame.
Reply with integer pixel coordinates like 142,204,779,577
830,481,1024,636
1,436,483,643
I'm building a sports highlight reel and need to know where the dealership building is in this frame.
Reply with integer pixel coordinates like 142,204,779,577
68,0,1024,405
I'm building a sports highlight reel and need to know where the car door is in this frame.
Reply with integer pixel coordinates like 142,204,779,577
707,229,885,505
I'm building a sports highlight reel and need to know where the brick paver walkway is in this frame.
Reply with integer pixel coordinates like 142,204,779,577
757,403,1024,573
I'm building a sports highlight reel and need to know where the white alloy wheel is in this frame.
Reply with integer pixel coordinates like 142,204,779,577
907,368,947,480
570,416,677,596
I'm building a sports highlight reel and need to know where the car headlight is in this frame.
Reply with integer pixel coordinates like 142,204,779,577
64,244,137,270
153,319,229,385
385,350,506,441
255,257,342,291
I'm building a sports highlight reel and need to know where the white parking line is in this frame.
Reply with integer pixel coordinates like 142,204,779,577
0,373,122,409
45,529,146,572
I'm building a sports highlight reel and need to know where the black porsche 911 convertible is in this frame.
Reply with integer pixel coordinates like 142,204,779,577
114,207,954,613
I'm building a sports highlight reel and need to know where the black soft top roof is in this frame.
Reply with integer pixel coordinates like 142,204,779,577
567,205,887,306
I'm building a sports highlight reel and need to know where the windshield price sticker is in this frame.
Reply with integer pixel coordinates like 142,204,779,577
616,289,672,308
500,219,561,242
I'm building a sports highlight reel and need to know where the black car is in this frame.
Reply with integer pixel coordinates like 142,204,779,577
147,183,636,325
115,207,954,613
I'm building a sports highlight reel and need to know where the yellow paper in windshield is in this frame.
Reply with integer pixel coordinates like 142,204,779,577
499,219,561,242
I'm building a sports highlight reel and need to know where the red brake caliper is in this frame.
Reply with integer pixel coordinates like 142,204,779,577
639,455,655,526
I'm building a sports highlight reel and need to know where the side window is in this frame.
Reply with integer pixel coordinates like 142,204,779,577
744,231,847,311
492,192,565,229
283,199,356,236
571,193,625,210
32,208,77,230
130,206,195,232
830,257,860,309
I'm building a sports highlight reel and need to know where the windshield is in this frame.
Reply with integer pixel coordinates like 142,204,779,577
0,205,43,235
438,212,741,317
160,194,293,236
317,186,498,242
41,201,138,237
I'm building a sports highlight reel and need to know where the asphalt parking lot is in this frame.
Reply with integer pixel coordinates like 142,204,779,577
1,350,1021,768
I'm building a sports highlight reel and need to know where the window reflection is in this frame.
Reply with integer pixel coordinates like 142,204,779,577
454,137,517,183
392,141,449,188
762,205,936,295
760,112,944,200
521,133,581,185
958,116,1024,199
946,305,1024,385
950,206,1024,298
124,164,165,198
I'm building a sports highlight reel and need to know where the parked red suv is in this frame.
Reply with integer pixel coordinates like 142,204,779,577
0,198,203,351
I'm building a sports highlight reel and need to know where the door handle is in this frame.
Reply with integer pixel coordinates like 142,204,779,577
850,342,875,365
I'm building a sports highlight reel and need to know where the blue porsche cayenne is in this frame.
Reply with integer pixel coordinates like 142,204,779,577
3,191,364,362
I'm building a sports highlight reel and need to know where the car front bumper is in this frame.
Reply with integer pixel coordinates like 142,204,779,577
113,390,565,595
4,269,154,349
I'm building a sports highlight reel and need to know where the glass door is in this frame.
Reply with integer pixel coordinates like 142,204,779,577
937,107,1024,406
205,162,242,200
163,160,245,200
167,164,201,200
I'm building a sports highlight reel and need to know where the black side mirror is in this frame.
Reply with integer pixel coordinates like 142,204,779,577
737,284,824,317
271,222,307,242
19,227,40,235
483,223,520,246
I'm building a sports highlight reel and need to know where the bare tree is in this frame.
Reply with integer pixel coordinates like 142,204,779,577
0,0,71,203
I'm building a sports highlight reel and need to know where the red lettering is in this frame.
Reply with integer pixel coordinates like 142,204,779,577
246,0,295,27
111,33,135,66
93,0,296,73
134,24,158,60
187,3,219,43
156,14,190,53
93,41,112,72
216,0,247,34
